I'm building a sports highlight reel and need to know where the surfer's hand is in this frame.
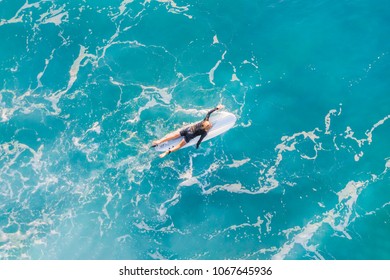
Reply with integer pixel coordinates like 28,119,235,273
159,151,168,158
216,104,224,110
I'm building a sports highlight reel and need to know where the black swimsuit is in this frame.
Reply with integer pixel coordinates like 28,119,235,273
179,107,218,148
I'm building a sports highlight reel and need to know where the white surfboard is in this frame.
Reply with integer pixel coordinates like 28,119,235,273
154,111,237,152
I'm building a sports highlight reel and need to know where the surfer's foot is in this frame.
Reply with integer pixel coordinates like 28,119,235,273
159,151,168,158
151,140,160,147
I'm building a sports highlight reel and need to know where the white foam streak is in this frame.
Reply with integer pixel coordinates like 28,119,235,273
38,5,69,26
0,107,16,122
209,50,227,85
68,46,88,91
337,181,365,204
264,212,273,233
127,98,158,124
35,49,56,89
242,59,259,69
174,107,209,117
109,77,125,87
366,115,390,144
324,109,337,134
86,122,101,135
140,85,172,104
47,45,97,114
227,158,250,168
158,192,181,217
148,251,167,260
209,217,264,240
118,0,134,17
158,0,192,19
102,192,113,219
178,157,200,187
125,84,173,123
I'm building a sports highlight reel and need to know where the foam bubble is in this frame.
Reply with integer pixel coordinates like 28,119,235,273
231,73,240,82
212,35,219,44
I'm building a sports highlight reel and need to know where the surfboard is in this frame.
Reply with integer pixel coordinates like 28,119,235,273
154,111,237,152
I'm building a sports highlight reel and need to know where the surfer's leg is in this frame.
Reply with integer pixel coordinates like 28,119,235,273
152,131,181,146
170,138,187,152
159,139,186,158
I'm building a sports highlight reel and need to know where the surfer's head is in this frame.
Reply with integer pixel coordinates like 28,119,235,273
202,120,212,131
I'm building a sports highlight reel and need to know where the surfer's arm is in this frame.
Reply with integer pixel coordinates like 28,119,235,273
204,104,224,121
196,132,207,149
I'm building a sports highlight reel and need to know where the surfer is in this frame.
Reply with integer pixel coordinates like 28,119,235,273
152,104,224,158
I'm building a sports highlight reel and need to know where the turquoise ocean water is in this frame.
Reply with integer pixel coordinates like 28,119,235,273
0,0,389,260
